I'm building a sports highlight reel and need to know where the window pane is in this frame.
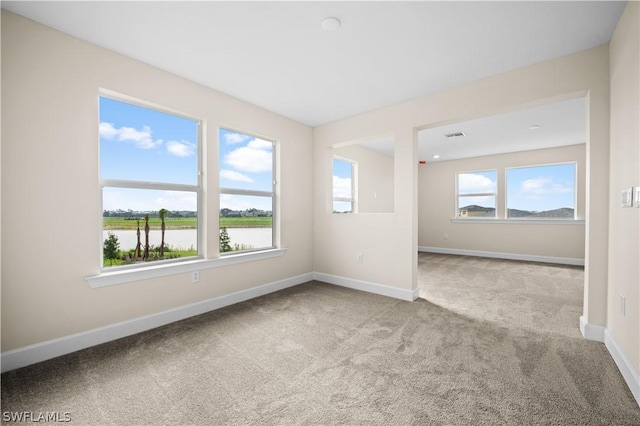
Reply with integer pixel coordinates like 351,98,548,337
333,201,353,214
219,128,273,192
103,187,197,267
333,157,354,214
507,163,575,219
100,97,198,185
458,196,496,217
219,194,273,252
457,171,497,195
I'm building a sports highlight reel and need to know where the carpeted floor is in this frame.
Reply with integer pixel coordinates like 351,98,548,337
2,254,639,425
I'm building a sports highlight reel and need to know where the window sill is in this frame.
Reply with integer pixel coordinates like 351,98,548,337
85,248,286,288
451,218,585,225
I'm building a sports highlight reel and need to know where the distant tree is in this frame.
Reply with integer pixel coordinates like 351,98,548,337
143,214,150,260
134,218,142,260
159,208,168,258
103,232,120,266
220,227,232,252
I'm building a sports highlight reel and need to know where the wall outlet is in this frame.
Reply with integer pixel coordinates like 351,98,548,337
357,253,364,263
443,233,449,240
620,294,626,316
192,271,200,283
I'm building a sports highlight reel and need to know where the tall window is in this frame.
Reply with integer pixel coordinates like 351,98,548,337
506,163,576,219
219,129,275,253
456,170,497,218
99,95,200,268
333,157,355,213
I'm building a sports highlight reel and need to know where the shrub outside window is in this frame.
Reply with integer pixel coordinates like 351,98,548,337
456,170,497,218
99,95,201,268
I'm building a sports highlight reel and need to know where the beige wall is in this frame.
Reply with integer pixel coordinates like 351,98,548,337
419,144,586,260
314,44,610,324
1,12,313,351
608,1,639,372
333,144,394,213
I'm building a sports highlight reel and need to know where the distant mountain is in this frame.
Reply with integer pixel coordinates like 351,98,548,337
460,205,575,219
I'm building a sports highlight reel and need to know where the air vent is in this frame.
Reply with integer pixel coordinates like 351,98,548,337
445,131,465,138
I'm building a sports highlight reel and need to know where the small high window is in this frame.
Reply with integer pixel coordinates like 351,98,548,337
333,157,356,213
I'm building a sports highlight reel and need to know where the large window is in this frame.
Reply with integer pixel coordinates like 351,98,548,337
219,129,275,253
506,163,576,219
100,95,200,268
333,157,355,213
456,170,497,218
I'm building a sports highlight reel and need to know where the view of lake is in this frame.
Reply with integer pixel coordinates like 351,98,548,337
104,228,272,251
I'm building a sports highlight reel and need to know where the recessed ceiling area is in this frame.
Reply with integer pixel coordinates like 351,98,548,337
418,97,586,163
1,1,625,127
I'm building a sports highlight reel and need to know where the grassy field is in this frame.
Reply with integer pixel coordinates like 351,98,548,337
104,216,271,229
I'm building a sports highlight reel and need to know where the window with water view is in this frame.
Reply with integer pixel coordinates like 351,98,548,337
219,129,275,253
100,95,200,268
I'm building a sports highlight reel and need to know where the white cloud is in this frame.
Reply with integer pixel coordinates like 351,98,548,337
99,122,118,139
220,169,254,183
219,193,271,211
223,132,251,145
224,138,272,173
333,176,352,199
521,177,572,195
99,121,162,149
458,173,496,194
166,140,196,157
154,191,198,211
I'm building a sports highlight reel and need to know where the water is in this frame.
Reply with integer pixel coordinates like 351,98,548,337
104,228,272,251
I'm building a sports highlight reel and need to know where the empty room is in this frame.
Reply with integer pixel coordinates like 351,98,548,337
1,1,638,425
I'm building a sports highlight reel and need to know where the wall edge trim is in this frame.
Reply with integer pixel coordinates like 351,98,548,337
0,272,313,373
419,246,585,266
604,329,640,407
313,272,419,302
579,315,605,342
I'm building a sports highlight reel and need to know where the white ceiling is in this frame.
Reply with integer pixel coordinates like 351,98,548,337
2,1,625,128
418,96,586,162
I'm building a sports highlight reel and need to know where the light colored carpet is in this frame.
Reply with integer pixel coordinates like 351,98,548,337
1,254,639,425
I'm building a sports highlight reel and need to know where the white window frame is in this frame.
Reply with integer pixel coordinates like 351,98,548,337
505,161,577,220
219,128,277,255
455,169,497,219
332,156,357,213
98,91,203,271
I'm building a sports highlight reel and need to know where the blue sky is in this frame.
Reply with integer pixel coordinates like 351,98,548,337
333,158,353,213
506,163,575,211
100,98,273,213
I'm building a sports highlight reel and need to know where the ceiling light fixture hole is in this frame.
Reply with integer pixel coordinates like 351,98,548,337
322,17,341,31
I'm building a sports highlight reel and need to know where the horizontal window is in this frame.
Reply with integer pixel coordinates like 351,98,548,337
506,163,576,219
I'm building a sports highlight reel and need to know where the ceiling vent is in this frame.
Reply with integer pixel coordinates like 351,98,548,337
445,131,465,139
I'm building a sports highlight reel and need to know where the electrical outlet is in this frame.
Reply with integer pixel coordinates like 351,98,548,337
192,271,200,283
443,233,449,240
620,294,626,316
357,253,364,263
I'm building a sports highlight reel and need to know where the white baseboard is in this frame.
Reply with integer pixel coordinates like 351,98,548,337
0,273,313,373
419,246,584,266
579,315,605,342
604,329,640,407
313,272,419,302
